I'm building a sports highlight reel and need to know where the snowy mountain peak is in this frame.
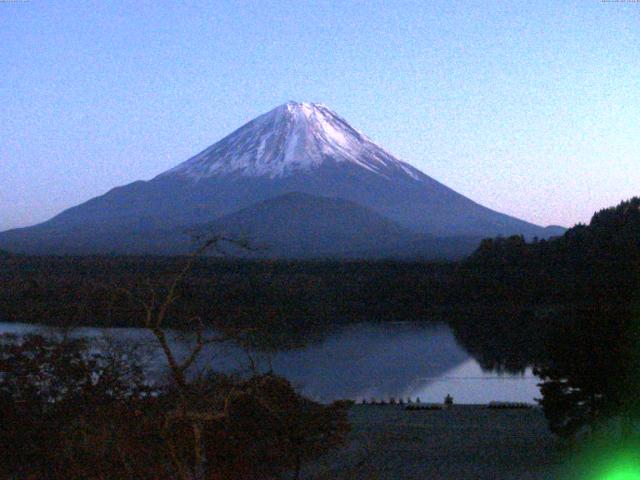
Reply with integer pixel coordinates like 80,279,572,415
160,102,424,181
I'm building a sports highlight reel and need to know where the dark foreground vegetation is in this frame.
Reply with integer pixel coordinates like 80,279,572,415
2,198,640,477
0,334,349,479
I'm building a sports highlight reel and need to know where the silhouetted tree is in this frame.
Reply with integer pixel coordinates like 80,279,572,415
0,333,155,478
111,236,350,480
534,306,640,439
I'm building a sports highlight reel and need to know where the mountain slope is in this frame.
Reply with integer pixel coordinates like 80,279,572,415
0,101,562,256
162,192,483,259
191,192,415,258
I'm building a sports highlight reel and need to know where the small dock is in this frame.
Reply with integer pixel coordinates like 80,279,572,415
358,397,536,410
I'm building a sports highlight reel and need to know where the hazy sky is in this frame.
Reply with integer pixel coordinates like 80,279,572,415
2,0,639,231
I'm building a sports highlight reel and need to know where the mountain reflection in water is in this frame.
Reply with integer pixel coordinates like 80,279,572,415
0,321,540,404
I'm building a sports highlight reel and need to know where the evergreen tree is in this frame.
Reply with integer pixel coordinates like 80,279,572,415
534,306,640,438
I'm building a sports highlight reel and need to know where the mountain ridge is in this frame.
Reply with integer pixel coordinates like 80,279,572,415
0,101,564,257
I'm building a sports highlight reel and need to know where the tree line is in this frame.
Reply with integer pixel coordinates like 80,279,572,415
464,198,640,442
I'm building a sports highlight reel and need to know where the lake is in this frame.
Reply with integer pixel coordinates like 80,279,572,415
0,321,540,404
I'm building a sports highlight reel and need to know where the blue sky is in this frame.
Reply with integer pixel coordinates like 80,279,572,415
1,0,639,231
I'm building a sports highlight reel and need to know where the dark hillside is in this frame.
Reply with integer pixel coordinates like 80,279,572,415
463,197,640,305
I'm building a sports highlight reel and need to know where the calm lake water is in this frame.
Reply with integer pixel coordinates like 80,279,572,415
0,321,539,404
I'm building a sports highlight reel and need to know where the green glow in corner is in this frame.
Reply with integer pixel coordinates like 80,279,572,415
599,458,640,480
565,444,640,480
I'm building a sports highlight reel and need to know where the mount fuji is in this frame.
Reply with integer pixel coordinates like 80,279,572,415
0,102,563,258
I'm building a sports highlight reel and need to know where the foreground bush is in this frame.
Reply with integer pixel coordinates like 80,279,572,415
0,334,349,479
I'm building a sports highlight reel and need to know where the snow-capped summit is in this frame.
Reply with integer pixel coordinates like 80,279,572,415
161,101,422,180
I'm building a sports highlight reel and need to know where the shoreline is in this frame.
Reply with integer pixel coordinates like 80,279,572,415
304,404,560,479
